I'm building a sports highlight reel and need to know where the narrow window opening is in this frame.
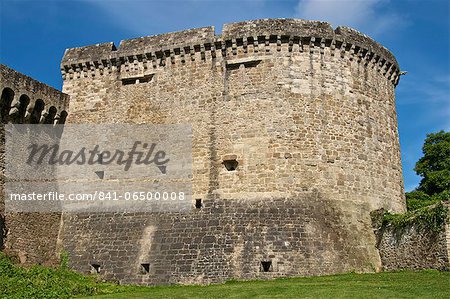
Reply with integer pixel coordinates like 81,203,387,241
226,60,261,71
260,260,272,272
121,74,154,85
90,263,101,274
223,159,238,171
141,263,150,274
195,198,202,209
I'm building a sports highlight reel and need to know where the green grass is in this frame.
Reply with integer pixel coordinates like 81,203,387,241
1,252,449,299
82,270,450,299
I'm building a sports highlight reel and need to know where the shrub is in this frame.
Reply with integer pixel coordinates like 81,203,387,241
383,202,449,233
0,252,129,299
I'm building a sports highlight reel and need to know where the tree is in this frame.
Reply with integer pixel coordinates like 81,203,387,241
414,130,450,195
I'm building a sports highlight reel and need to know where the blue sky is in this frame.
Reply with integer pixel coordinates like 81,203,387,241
1,0,449,191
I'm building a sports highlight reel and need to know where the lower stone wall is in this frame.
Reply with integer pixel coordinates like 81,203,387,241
60,193,380,285
2,212,62,266
376,223,450,271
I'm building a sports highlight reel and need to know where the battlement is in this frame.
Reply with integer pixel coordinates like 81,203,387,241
62,27,215,65
62,42,117,66
118,26,215,54
221,18,334,39
61,18,401,85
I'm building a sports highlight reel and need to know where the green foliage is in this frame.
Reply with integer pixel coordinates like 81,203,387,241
406,131,450,213
0,252,139,299
431,190,450,202
383,202,449,233
414,130,450,195
405,190,432,202
404,190,450,211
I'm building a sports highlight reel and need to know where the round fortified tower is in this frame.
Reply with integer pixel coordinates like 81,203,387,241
59,19,405,284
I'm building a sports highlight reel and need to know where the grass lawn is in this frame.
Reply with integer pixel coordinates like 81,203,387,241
81,270,450,299
1,252,448,299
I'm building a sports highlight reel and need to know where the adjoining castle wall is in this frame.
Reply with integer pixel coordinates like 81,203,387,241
57,18,405,284
376,223,450,271
0,65,69,124
0,64,70,265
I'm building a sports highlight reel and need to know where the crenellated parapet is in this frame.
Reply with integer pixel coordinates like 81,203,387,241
60,18,401,86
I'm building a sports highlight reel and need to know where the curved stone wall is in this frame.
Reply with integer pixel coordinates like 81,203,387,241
58,19,405,284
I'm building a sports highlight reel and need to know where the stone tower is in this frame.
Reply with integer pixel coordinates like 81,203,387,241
57,19,404,284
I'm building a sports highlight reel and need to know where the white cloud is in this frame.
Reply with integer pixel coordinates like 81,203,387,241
295,0,407,37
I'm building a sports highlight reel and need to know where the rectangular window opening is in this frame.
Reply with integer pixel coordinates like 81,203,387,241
121,74,154,85
195,198,202,209
226,58,262,71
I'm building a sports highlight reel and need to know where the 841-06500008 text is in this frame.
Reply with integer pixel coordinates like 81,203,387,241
98,191,185,201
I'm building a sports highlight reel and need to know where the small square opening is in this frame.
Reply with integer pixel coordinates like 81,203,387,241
195,198,202,209
90,263,101,274
260,260,272,272
223,159,238,171
141,263,150,274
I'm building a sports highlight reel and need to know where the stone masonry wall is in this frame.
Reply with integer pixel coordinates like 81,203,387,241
61,19,404,212
0,64,70,265
377,223,450,271
61,195,379,285
57,18,406,284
